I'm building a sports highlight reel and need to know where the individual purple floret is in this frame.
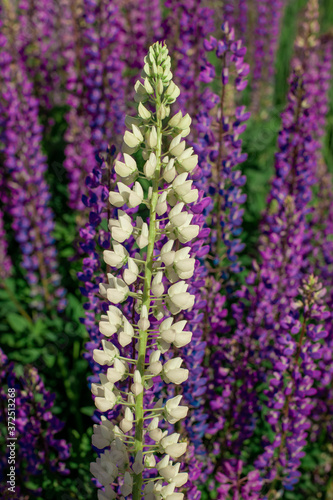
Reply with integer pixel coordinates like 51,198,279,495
0,349,70,498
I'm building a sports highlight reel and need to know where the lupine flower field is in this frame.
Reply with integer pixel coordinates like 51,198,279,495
0,0,333,499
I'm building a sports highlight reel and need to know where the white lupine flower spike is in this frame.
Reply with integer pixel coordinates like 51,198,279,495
90,42,200,500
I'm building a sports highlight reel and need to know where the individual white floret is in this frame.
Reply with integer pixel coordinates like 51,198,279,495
152,271,165,297
170,173,199,205
148,417,164,442
115,153,138,178
118,318,134,347
173,247,195,280
105,275,129,304
109,211,133,243
163,158,176,183
160,433,187,458
138,102,151,120
109,182,144,209
93,339,119,366
147,350,162,376
120,408,134,434
138,305,150,331
91,374,118,412
103,242,128,268
165,395,188,424
166,281,195,314
106,358,127,383
162,357,189,385
144,152,157,178
131,369,144,396
90,450,118,487
169,134,185,157
123,257,139,285
146,126,157,148
135,217,149,248
92,416,115,449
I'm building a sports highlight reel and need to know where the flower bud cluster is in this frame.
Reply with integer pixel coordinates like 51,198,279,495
90,42,200,500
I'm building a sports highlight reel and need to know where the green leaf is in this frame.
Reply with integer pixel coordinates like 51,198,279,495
7,313,31,334
80,406,95,416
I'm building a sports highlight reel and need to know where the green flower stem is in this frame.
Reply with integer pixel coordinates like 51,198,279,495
133,91,163,500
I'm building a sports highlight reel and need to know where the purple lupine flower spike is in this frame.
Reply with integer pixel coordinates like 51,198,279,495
164,0,215,123
0,15,66,311
0,349,71,497
198,22,250,274
252,0,286,111
17,0,62,109
61,0,97,212
190,22,251,493
0,210,12,281
119,0,163,100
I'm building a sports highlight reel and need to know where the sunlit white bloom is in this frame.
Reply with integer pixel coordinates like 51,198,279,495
177,153,198,173
135,217,149,248
144,152,157,178
138,102,151,120
103,242,128,268
123,257,139,285
165,395,188,424
105,275,129,304
147,349,162,376
118,318,134,347
93,339,119,366
163,158,176,183
107,358,127,383
152,271,164,297
92,374,118,412
131,369,144,396
166,281,195,314
115,153,138,178
148,417,164,442
138,305,150,331
160,433,187,458
109,210,133,243
162,357,189,385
